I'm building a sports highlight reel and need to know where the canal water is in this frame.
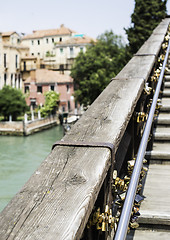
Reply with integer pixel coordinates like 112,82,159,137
0,125,63,212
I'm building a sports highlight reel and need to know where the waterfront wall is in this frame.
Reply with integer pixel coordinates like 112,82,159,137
0,115,59,136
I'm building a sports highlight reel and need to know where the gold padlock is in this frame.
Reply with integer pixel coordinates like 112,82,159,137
102,220,106,231
105,205,109,214
115,177,120,185
130,221,139,229
96,222,102,230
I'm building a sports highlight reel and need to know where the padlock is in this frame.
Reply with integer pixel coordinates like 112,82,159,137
96,222,102,230
113,170,117,180
102,220,106,231
115,177,120,185
130,221,139,229
119,192,126,201
110,217,115,229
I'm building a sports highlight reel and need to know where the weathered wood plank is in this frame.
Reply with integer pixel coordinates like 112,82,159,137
0,77,144,240
153,18,170,34
135,19,169,56
0,18,169,240
135,35,165,57
115,55,156,81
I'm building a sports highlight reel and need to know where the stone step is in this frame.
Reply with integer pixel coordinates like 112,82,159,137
154,127,170,141
165,70,170,76
164,75,170,81
164,82,170,88
138,164,170,226
145,142,170,161
160,98,170,111
162,89,170,97
126,229,170,240
156,113,170,125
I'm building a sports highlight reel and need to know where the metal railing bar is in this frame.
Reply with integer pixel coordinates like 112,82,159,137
114,38,170,240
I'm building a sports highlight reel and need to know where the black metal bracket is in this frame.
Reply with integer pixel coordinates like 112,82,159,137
52,140,115,163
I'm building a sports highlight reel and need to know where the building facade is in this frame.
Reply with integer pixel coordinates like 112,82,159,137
0,32,29,90
54,35,95,74
21,25,95,74
21,24,76,59
24,69,75,113
0,25,95,114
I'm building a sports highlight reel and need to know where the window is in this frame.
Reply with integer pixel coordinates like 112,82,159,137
32,40,34,45
31,53,34,56
50,85,55,91
70,47,74,56
38,40,40,45
80,47,84,52
60,48,63,54
10,74,13,86
25,86,29,93
16,55,18,69
15,74,17,87
67,84,70,92
59,37,62,42
52,38,54,43
18,74,21,89
68,100,71,111
4,53,6,68
38,52,40,56
60,64,64,74
37,86,42,93
24,61,26,71
4,73,7,85
30,99,36,109
46,38,48,44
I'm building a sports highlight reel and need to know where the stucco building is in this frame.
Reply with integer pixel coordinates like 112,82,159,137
53,35,95,74
0,25,95,114
0,32,29,90
21,24,76,59
24,69,75,113
21,25,95,74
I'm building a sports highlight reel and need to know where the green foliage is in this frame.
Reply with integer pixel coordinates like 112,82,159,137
71,31,127,107
46,51,56,57
40,91,59,117
125,0,167,54
0,86,28,121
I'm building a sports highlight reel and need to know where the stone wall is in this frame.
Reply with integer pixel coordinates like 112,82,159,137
0,115,59,136
0,121,23,135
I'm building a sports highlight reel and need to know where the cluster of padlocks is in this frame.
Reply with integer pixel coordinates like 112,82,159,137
87,158,148,233
111,158,148,233
87,31,170,235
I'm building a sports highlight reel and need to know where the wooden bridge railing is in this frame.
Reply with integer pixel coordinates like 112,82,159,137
0,18,169,240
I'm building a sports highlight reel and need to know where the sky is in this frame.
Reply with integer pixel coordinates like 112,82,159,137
0,0,170,43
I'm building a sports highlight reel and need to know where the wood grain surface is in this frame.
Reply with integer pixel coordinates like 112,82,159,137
0,18,169,240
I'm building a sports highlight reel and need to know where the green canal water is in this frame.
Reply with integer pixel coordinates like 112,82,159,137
0,126,63,212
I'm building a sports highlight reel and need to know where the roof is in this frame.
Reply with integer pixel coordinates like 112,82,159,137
25,69,73,84
55,35,96,47
22,24,76,40
2,31,18,37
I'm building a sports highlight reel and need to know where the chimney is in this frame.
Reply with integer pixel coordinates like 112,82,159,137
30,69,36,81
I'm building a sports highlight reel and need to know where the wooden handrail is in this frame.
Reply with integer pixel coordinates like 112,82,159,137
0,18,169,240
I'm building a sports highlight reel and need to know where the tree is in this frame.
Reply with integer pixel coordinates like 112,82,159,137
0,86,28,121
125,0,167,55
71,31,127,107
40,91,59,117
